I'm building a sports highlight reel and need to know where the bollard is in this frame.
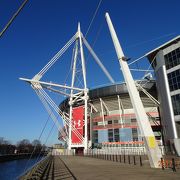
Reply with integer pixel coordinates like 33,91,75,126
124,155,126,163
161,158,164,170
139,156,142,166
172,158,176,172
128,155,130,164
120,155,121,163
116,154,118,162
133,156,136,165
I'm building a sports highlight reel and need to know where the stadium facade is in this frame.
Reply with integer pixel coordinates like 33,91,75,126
59,80,161,148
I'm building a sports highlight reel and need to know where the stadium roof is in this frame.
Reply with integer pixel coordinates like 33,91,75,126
59,80,156,111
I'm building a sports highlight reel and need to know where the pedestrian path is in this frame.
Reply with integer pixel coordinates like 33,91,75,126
19,155,180,180
60,155,180,180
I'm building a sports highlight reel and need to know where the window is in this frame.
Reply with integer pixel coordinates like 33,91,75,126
114,129,119,134
131,118,136,123
132,128,137,134
93,122,98,126
108,121,112,124
171,94,180,115
133,137,138,141
165,47,180,70
114,135,119,142
167,69,180,91
108,129,113,138
114,120,119,124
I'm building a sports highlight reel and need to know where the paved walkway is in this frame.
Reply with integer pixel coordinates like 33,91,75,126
60,156,180,180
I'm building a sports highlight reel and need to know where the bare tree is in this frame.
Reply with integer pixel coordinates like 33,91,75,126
17,139,32,153
0,137,15,155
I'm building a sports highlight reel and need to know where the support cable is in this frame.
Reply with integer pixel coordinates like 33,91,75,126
127,33,175,66
36,89,68,141
128,54,146,66
128,68,154,72
85,0,103,37
82,34,115,83
63,42,77,87
135,83,160,106
138,56,156,87
37,33,77,77
23,100,52,172
35,122,56,163
0,0,29,38
37,87,84,142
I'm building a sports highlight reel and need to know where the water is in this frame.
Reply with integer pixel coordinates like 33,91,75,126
0,158,41,180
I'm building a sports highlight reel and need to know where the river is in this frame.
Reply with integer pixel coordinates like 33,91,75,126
0,157,42,180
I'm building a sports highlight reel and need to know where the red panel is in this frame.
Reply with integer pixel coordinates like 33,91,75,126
72,106,84,143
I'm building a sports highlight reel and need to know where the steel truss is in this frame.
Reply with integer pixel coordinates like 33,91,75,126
20,23,114,150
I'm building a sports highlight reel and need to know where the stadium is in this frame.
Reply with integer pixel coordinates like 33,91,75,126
59,80,162,150
20,16,180,166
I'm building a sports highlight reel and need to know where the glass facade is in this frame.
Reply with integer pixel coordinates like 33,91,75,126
164,47,180,70
171,94,180,115
167,69,180,91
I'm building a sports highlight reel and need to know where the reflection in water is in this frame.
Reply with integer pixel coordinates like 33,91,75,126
0,158,40,180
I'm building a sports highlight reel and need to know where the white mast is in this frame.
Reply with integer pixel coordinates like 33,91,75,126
105,12,162,168
78,23,88,150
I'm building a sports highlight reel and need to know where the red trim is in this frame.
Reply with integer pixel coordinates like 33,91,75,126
92,112,159,122
93,124,160,130
102,141,144,145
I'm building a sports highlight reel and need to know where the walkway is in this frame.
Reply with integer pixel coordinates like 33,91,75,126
20,155,180,180
60,155,180,180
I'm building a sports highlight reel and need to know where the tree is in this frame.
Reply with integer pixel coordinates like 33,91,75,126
17,139,30,146
32,139,41,146
0,137,15,155
0,137,4,144
17,139,32,153
32,139,42,153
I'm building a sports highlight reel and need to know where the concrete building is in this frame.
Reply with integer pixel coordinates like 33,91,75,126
146,36,180,155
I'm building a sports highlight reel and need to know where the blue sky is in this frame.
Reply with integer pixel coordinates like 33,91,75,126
0,0,180,145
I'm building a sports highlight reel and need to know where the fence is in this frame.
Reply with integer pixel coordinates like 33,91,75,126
82,148,147,167
52,149,75,156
